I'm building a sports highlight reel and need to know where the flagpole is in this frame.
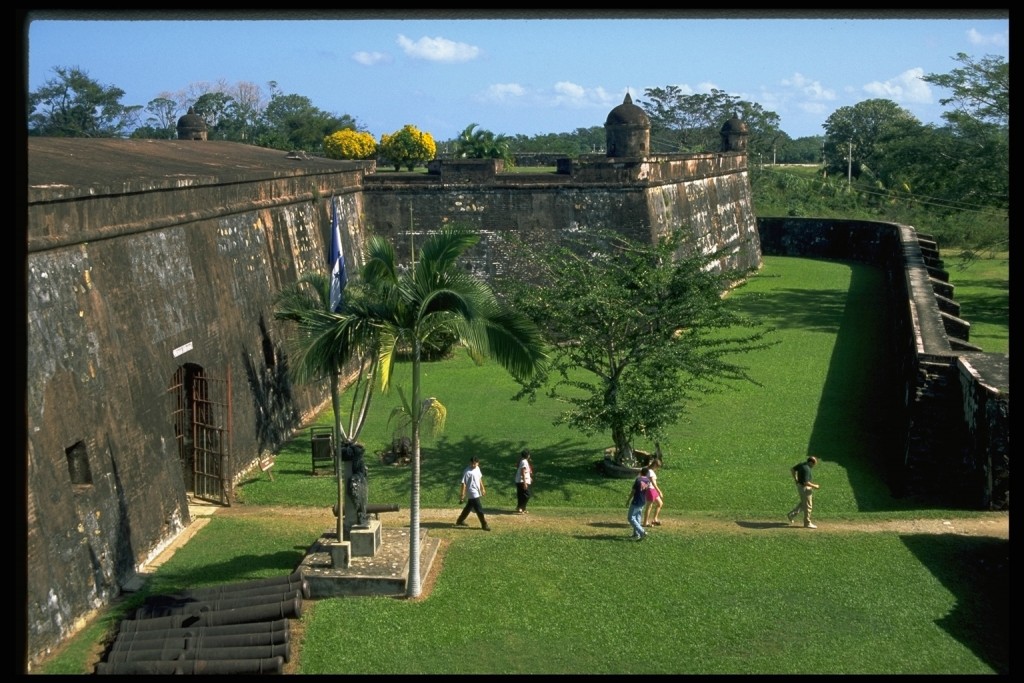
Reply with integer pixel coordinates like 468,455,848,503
329,195,345,541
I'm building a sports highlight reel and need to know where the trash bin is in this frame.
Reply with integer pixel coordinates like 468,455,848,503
310,429,334,475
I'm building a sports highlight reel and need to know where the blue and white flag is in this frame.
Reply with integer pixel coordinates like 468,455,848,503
328,197,347,313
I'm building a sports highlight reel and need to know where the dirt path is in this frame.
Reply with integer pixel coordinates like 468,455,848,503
218,504,1009,539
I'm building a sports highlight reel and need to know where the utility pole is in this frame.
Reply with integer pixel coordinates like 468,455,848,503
847,141,852,185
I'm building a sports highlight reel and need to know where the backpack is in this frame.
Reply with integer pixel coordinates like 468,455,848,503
634,476,649,502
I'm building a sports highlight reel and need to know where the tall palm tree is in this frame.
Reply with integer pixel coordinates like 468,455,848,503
273,271,380,538
361,228,546,597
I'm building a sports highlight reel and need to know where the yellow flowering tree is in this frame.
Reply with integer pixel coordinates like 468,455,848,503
379,124,437,171
323,129,378,160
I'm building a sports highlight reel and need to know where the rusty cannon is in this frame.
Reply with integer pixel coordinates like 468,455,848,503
143,572,309,604
118,617,290,639
96,656,284,675
118,596,302,633
134,588,305,620
103,641,290,664
333,502,400,519
110,621,289,652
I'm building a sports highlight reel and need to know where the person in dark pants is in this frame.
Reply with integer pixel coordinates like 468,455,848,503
456,456,491,531
627,469,651,540
788,456,820,528
515,449,534,514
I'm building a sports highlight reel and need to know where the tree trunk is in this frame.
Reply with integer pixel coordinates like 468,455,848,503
331,370,344,541
407,342,423,598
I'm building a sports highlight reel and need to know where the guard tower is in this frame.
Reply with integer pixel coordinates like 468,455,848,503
605,92,650,158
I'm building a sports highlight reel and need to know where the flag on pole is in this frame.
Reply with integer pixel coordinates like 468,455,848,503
328,197,347,313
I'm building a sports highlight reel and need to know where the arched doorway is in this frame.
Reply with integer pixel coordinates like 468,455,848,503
169,362,232,505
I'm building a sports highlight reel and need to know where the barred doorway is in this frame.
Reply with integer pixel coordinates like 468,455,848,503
169,363,233,505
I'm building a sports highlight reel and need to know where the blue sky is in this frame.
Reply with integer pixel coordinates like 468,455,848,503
24,11,1009,143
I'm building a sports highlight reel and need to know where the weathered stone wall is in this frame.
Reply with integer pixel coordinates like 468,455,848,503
363,152,761,279
25,140,372,666
757,217,1008,510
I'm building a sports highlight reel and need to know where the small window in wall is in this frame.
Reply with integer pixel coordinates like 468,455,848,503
65,441,93,486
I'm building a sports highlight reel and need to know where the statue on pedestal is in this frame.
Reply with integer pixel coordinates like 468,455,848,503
343,442,370,528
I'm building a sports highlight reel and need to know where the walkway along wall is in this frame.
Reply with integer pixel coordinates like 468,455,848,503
758,218,1008,511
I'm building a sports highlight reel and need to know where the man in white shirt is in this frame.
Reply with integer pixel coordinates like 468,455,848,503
456,456,491,531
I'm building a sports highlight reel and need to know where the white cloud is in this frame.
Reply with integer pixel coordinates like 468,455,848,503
554,81,585,100
550,81,616,108
352,51,390,66
396,34,480,63
967,27,1009,48
484,83,526,102
862,68,932,105
782,72,836,101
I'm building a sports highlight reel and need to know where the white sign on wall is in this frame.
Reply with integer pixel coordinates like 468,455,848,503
172,341,193,358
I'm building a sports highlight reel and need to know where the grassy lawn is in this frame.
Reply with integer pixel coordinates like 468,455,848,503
945,251,1010,355
33,254,1009,675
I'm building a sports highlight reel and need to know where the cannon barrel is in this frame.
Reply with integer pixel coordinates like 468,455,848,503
333,502,400,517
134,589,303,620
111,626,288,651
96,656,283,675
118,597,302,632
118,617,290,638
104,641,290,663
145,574,308,604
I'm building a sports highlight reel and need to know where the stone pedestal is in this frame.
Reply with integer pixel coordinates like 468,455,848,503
350,519,382,557
329,541,351,569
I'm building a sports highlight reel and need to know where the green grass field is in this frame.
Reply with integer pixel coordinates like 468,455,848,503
33,254,1008,675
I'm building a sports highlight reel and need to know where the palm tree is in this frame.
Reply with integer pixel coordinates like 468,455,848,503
273,271,380,538
454,123,514,166
361,228,546,597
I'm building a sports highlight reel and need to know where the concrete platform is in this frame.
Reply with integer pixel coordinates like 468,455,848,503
299,526,441,598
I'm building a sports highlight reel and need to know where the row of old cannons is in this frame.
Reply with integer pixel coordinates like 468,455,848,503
95,572,308,674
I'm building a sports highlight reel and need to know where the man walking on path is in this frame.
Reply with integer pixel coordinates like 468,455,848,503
456,456,491,531
788,456,820,528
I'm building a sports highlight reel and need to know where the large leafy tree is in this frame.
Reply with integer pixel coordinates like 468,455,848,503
921,52,1009,214
636,86,783,158
28,66,141,137
259,92,356,153
922,52,1008,130
192,91,235,139
822,98,920,180
131,96,181,139
360,228,545,597
504,229,773,467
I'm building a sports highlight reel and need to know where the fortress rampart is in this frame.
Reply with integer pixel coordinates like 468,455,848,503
759,218,1007,510
23,138,1007,668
